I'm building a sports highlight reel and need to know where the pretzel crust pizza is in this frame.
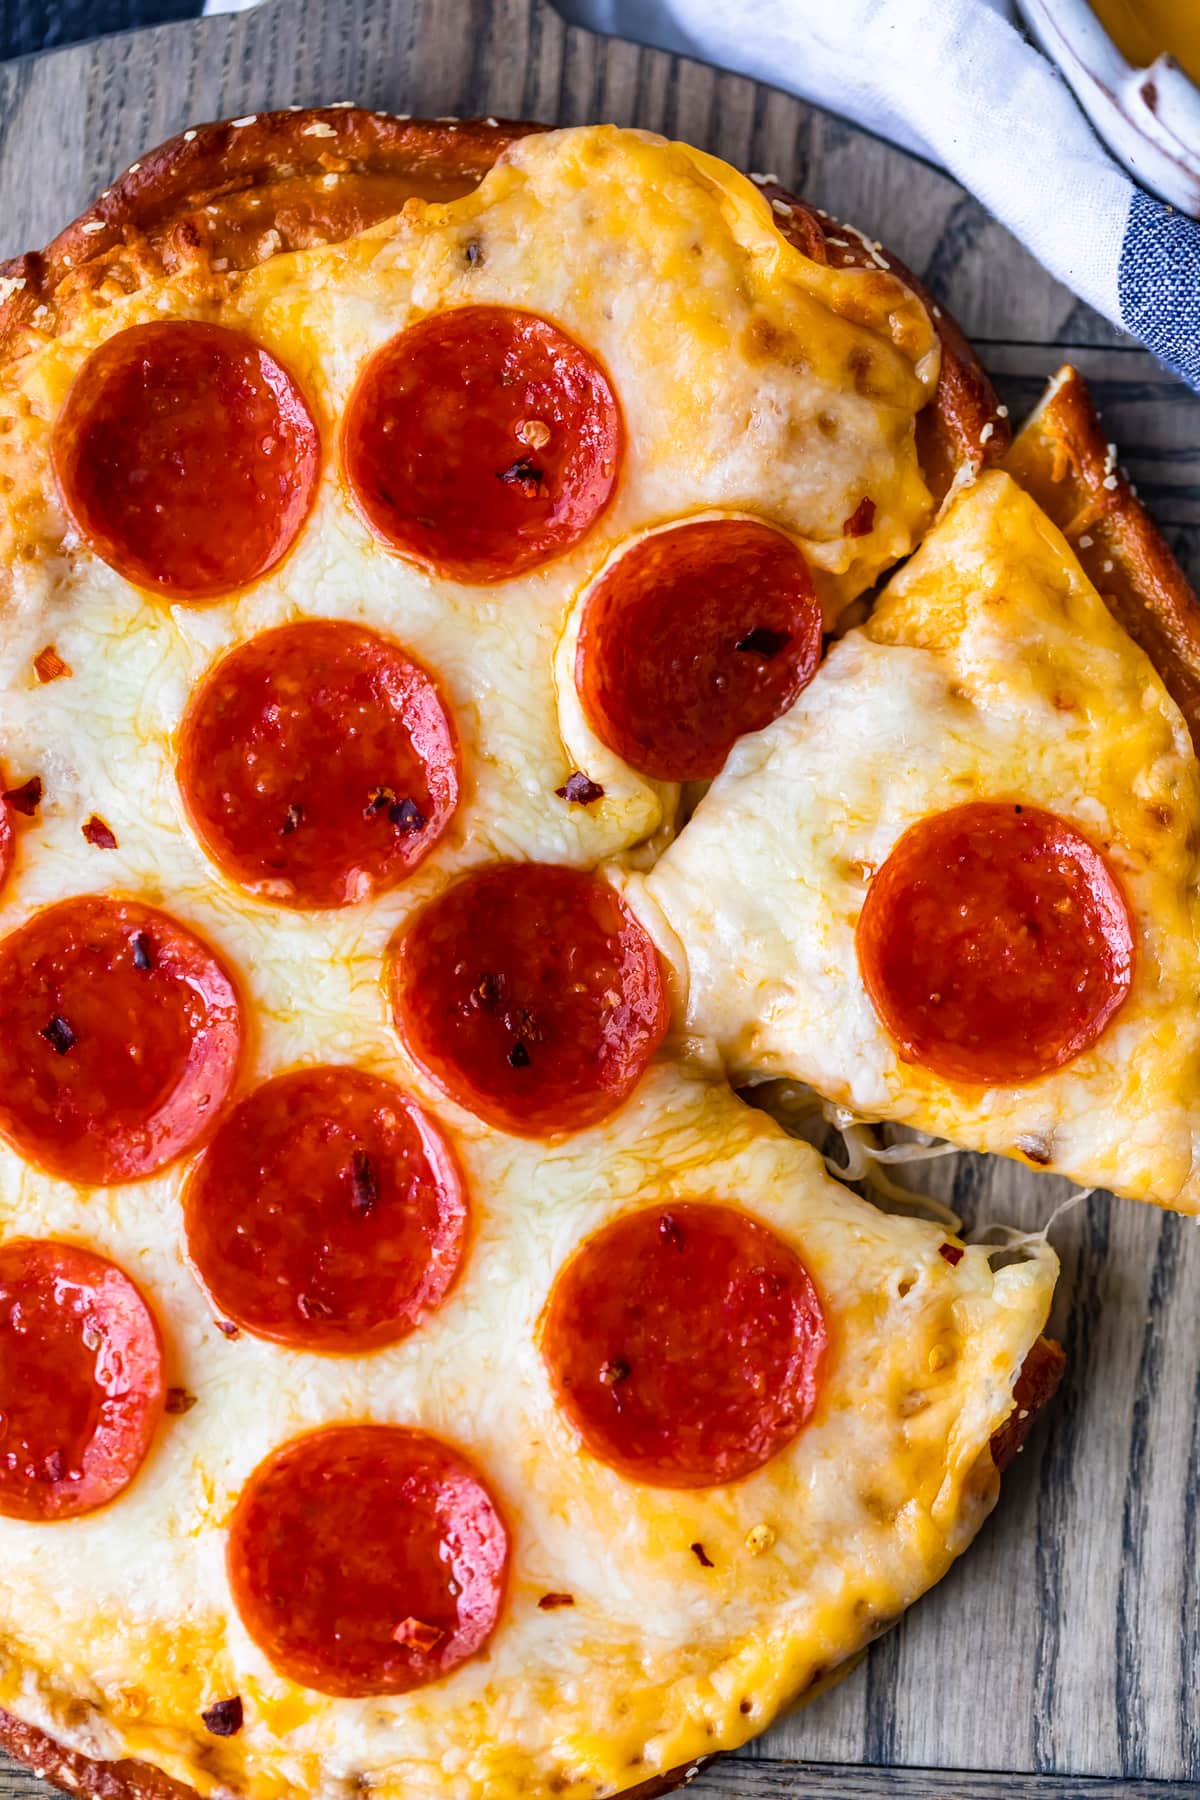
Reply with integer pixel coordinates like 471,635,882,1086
12,101,1195,1800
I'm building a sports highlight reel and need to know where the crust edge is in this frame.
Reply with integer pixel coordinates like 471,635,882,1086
1003,364,1200,752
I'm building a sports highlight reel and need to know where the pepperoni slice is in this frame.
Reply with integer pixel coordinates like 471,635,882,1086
542,1202,826,1489
856,801,1136,1086
0,896,243,1184
576,518,822,781
184,1066,467,1352
51,321,319,601
0,1239,164,1521
342,306,622,583
178,621,459,909
228,1424,509,1697
389,862,669,1137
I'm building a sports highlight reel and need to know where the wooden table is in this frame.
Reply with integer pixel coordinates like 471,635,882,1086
2,1,1199,1792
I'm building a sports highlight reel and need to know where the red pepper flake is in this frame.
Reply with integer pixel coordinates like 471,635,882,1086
843,496,876,537
40,1015,75,1056
350,1149,378,1216
496,458,545,498
365,786,395,817
201,1697,243,1738
659,1213,684,1252
131,931,154,971
938,1242,965,1267
389,796,426,832
33,645,71,684
735,627,790,658
392,1617,442,1652
215,1319,241,1340
538,1592,575,1610
82,814,117,850
165,1387,198,1415
556,771,605,805
508,1040,532,1069
690,1542,714,1568
4,776,42,816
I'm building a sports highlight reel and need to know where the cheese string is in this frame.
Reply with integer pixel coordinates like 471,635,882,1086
746,1079,1089,1256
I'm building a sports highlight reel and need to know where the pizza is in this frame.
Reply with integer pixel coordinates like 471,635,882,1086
5,100,1179,1800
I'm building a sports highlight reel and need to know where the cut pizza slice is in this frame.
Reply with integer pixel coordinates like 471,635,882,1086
645,461,1200,1209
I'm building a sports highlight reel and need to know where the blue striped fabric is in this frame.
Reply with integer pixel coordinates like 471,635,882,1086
1118,189,1200,394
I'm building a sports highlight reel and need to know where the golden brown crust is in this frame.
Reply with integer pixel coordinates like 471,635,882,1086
0,1710,197,1800
990,1336,1066,1473
0,1707,708,1800
761,183,1009,503
1004,364,1200,751
0,110,539,360
0,109,1001,515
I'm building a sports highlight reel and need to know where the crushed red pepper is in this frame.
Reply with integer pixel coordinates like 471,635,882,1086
40,1015,76,1056
4,777,42,816
556,771,605,805
82,815,118,849
201,1697,243,1737
843,496,877,536
33,646,71,684
350,1149,378,1217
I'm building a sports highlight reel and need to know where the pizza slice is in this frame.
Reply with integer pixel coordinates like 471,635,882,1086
645,453,1200,1209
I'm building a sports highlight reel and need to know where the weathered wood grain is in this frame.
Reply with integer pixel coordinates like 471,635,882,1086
0,1,1198,1795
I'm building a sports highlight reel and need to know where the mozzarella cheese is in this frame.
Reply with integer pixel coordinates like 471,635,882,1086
0,1061,1053,1800
647,469,1200,1210
0,126,1054,1800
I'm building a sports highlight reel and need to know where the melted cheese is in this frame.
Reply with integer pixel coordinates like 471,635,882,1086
647,470,1200,1210
0,127,1055,1800
0,1065,1053,1800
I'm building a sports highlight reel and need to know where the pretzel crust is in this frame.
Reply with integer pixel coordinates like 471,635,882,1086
1003,365,1200,750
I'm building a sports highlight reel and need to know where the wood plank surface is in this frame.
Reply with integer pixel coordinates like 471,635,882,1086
1,0,1198,1794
